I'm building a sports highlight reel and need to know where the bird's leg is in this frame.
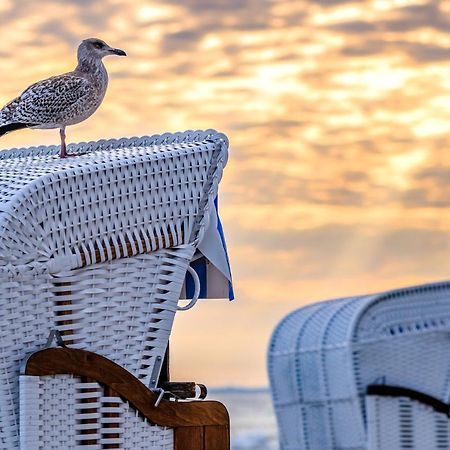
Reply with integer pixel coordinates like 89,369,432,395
59,127,82,157
59,127,68,158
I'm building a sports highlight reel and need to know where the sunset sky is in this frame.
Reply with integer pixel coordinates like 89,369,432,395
2,0,450,387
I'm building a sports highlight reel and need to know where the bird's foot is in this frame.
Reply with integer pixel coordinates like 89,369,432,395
59,150,88,158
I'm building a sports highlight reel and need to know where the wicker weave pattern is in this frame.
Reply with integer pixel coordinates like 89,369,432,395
268,281,450,449
51,246,194,382
20,375,77,449
120,403,173,450
366,395,450,449
0,275,55,448
0,130,227,267
20,375,174,450
0,130,229,448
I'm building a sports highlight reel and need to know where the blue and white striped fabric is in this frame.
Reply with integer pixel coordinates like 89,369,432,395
184,197,234,301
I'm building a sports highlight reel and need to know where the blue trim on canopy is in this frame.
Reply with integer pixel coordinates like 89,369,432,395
184,196,234,301
185,257,208,299
214,197,234,300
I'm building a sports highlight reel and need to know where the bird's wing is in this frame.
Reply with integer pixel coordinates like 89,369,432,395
10,74,96,125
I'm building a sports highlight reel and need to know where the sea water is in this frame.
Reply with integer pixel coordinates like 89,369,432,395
209,388,279,450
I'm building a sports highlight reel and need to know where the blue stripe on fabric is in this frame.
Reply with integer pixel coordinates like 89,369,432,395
185,257,208,299
214,196,235,300
185,196,234,301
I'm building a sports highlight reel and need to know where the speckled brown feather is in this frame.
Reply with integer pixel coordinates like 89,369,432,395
0,38,122,137
0,71,103,130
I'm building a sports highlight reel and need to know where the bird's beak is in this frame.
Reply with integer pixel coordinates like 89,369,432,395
110,48,127,56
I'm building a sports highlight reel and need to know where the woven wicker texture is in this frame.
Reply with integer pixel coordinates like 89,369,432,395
20,375,174,450
0,129,228,267
20,376,76,449
0,130,228,448
50,247,195,384
268,281,450,450
366,395,450,450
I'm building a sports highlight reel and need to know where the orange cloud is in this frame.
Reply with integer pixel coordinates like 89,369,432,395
1,0,449,387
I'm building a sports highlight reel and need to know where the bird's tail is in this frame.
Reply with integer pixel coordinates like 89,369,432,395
0,122,30,137
0,98,35,137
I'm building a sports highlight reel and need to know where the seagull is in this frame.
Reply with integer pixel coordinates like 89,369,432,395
0,38,126,158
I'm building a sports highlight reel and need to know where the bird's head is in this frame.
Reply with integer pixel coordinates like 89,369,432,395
78,38,127,61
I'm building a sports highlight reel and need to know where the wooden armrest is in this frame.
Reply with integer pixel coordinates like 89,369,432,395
23,347,228,429
23,347,230,449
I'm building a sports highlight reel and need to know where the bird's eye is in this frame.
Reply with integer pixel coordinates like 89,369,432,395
94,42,103,49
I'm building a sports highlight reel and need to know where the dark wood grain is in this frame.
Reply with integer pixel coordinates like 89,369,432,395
24,347,229,428
174,425,230,450
174,427,204,450
205,425,230,450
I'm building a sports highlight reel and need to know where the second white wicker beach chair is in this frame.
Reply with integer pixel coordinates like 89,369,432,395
269,281,450,450
0,129,232,449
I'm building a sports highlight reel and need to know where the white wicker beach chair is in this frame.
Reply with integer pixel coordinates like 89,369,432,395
268,281,450,450
0,130,232,449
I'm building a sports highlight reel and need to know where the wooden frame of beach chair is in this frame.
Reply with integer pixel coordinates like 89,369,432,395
21,346,229,450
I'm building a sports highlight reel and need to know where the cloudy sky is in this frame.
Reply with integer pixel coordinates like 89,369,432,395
2,0,450,387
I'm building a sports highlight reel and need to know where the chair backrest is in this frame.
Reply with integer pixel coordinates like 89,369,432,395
268,281,450,449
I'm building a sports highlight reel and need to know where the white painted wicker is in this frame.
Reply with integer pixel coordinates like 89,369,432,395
268,281,450,450
19,375,174,450
365,394,450,450
0,130,229,449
